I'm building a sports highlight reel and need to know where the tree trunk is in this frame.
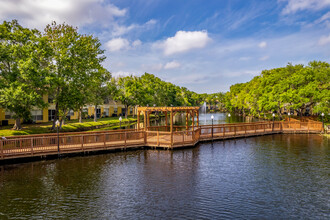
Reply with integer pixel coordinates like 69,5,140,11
51,102,59,130
79,108,82,123
13,118,22,130
133,106,136,117
94,105,97,122
59,118,65,129
125,104,128,119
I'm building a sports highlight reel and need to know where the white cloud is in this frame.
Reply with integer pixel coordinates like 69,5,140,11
239,57,252,61
259,55,270,61
281,0,330,14
223,70,260,78
159,30,211,55
318,34,330,45
112,71,133,78
132,40,142,47
112,19,157,37
106,38,130,52
0,0,127,29
164,61,181,69
170,75,210,84
141,63,163,72
258,41,267,48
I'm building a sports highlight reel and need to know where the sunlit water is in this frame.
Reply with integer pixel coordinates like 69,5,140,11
0,134,329,219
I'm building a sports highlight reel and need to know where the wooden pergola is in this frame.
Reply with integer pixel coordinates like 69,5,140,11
137,106,200,132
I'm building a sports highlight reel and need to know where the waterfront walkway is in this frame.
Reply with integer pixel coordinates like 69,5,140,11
0,121,323,162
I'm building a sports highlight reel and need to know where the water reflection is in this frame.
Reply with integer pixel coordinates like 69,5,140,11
0,135,329,219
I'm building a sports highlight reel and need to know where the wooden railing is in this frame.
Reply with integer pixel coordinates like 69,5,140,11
0,121,323,161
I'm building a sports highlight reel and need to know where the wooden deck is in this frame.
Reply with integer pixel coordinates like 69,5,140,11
0,121,323,163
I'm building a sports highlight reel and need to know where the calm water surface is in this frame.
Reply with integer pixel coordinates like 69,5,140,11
0,134,329,219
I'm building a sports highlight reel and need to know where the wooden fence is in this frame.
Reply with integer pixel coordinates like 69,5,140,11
0,121,323,161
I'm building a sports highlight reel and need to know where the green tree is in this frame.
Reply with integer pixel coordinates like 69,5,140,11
0,20,50,129
44,22,106,128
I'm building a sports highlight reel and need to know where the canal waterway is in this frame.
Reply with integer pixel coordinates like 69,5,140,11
0,114,329,219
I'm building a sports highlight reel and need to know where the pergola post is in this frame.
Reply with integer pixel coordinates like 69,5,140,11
137,111,140,130
186,110,189,131
144,111,147,131
192,111,195,130
196,111,199,127
170,110,173,146
165,111,168,131
147,111,151,128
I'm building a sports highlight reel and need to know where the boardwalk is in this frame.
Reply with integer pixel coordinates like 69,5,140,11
0,121,323,163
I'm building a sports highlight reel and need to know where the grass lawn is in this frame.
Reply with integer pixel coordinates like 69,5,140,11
0,116,140,137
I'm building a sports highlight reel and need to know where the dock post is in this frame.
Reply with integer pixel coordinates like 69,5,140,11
124,132,127,148
1,140,3,159
104,134,106,148
81,135,84,150
223,126,225,138
31,138,34,156
157,130,160,146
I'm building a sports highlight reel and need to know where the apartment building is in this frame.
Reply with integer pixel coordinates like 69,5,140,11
0,95,136,125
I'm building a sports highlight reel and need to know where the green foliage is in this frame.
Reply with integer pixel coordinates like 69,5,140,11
0,20,50,129
224,61,330,117
44,21,107,127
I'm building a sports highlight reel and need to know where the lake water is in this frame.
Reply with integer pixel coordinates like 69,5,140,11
0,114,329,219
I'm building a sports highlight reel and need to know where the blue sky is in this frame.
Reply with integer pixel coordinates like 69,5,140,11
1,0,330,93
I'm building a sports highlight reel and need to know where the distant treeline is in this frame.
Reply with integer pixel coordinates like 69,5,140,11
224,61,330,119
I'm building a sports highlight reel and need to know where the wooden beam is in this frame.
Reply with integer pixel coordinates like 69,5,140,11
137,106,200,112
186,110,188,131
144,111,147,131
147,111,151,128
165,111,168,130
170,110,173,146
137,111,140,130
192,111,195,130
196,110,199,127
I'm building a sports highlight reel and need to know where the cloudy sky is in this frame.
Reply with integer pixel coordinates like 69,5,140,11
1,0,330,93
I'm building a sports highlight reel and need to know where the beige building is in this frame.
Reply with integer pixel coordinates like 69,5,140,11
0,95,136,125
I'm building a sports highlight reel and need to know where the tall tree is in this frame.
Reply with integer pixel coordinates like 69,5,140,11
0,20,50,129
44,22,106,128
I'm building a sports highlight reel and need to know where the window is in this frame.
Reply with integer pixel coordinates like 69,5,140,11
67,110,74,116
82,108,88,113
96,108,101,118
48,95,54,103
104,108,109,116
114,108,118,114
5,111,13,119
130,108,133,114
31,110,43,121
48,110,56,121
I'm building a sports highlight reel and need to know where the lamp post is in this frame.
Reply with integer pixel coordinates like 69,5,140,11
55,120,60,157
228,113,231,123
211,115,214,140
272,113,275,131
321,113,324,133
119,116,122,129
